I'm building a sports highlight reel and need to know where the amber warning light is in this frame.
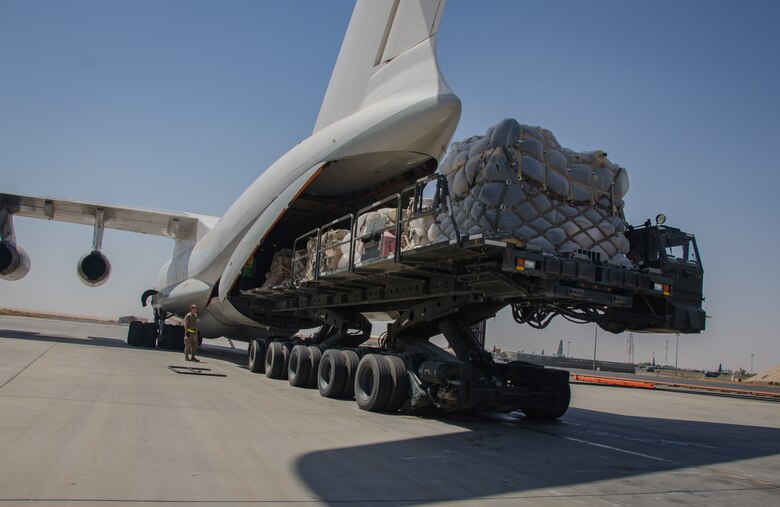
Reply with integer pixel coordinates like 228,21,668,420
516,258,537,271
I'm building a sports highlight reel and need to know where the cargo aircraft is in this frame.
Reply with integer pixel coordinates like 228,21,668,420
0,0,461,341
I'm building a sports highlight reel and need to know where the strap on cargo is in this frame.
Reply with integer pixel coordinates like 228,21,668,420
513,140,523,182
610,181,617,216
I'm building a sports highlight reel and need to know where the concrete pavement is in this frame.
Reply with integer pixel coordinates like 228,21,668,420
0,316,778,506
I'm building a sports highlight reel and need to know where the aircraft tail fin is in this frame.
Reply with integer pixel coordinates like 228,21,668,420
313,0,448,133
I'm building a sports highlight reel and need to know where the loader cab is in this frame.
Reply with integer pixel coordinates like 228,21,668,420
625,219,704,302
626,220,701,268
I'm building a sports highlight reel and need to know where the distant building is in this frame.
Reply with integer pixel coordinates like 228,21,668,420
502,352,636,374
118,316,149,324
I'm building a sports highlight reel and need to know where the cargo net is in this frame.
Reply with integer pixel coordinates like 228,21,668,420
431,118,632,266
258,118,634,289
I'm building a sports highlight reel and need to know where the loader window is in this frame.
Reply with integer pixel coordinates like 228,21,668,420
663,235,699,266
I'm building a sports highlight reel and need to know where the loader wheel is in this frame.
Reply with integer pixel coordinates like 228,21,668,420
288,344,312,387
340,349,360,399
521,382,571,421
248,339,266,374
384,355,410,412
355,354,393,412
265,342,287,379
307,346,322,388
318,349,347,398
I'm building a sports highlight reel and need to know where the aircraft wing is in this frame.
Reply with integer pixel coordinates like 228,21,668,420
0,192,219,240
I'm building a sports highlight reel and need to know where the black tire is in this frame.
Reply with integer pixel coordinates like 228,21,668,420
318,349,347,398
265,342,286,379
521,382,571,420
162,324,184,351
127,321,143,347
384,355,410,412
288,344,312,387
354,354,393,412
502,364,571,420
248,339,266,373
142,323,157,348
340,349,360,399
307,346,322,388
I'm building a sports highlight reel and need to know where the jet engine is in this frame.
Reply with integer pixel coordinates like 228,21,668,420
0,241,31,281
77,250,111,287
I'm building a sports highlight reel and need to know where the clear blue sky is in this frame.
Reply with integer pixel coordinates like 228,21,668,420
2,0,778,372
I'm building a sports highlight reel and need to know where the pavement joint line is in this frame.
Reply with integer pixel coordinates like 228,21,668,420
0,392,346,417
0,341,57,391
1,485,778,504
563,436,678,464
703,467,780,488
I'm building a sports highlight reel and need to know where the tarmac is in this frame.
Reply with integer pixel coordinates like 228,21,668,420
1,315,779,506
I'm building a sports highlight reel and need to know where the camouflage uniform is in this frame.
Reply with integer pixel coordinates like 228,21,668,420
183,309,199,362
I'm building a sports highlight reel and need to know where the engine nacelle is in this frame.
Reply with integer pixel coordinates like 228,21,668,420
77,250,111,287
0,241,31,281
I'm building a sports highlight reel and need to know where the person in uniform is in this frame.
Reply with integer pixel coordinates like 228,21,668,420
183,304,200,362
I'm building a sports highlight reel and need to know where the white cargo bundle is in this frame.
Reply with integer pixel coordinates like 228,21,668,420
261,249,293,288
430,118,632,266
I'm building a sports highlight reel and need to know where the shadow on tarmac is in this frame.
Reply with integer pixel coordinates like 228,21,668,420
0,329,128,348
296,407,780,505
3,325,779,503
0,328,250,363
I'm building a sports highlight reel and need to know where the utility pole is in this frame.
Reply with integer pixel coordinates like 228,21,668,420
751,354,754,375
592,325,598,371
567,340,570,357
674,333,679,375
627,333,634,363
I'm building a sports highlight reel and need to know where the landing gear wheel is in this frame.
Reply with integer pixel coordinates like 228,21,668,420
265,342,288,379
354,354,393,412
288,344,313,387
340,349,360,399
142,323,157,348
306,346,322,388
318,349,347,398
160,324,183,351
248,339,266,373
127,321,143,347
384,355,410,412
